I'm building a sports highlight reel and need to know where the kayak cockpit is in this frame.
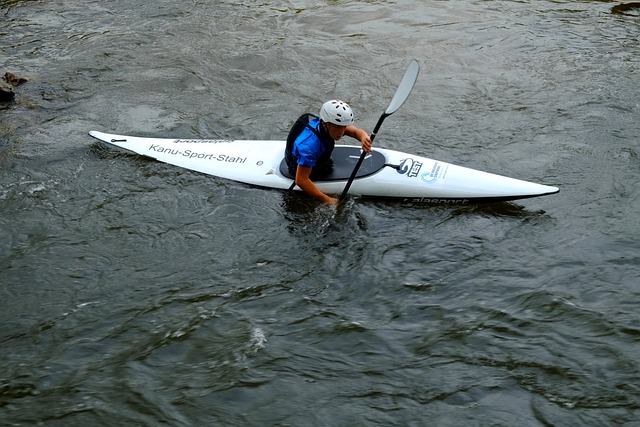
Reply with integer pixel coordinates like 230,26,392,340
278,146,387,181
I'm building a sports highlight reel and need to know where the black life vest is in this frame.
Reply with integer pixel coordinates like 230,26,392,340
285,113,335,175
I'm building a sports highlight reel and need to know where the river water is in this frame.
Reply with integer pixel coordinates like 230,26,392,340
1,0,639,425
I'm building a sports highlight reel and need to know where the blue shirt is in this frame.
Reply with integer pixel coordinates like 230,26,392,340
291,117,327,168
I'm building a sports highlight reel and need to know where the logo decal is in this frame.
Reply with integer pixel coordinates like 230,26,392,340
397,158,423,178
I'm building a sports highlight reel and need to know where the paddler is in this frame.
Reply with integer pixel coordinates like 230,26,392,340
284,100,372,204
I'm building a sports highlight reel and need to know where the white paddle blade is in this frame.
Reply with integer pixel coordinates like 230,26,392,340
385,59,420,115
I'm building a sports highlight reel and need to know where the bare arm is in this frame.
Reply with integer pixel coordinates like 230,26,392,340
345,125,372,152
295,165,338,205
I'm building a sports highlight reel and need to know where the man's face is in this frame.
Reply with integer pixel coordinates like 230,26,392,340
326,123,347,141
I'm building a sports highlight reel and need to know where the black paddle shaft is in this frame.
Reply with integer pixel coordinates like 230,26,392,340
339,60,420,201
338,114,387,200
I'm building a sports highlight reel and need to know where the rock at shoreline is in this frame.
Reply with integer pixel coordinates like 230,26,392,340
1,72,28,103
611,2,640,15
4,72,28,86
0,81,15,102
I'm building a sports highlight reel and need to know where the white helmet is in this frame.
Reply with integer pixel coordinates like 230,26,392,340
319,100,354,126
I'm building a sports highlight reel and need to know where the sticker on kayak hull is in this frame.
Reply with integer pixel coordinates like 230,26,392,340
421,162,448,184
172,139,232,144
402,197,470,204
148,144,246,163
397,158,423,178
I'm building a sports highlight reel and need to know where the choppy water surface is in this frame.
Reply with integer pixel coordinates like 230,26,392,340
1,0,639,425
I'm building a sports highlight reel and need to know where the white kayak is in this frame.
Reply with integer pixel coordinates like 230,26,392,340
89,130,559,204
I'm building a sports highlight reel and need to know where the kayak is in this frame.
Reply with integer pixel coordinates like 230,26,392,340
89,130,559,204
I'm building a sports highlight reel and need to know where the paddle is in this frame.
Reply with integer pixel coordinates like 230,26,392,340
339,59,420,201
